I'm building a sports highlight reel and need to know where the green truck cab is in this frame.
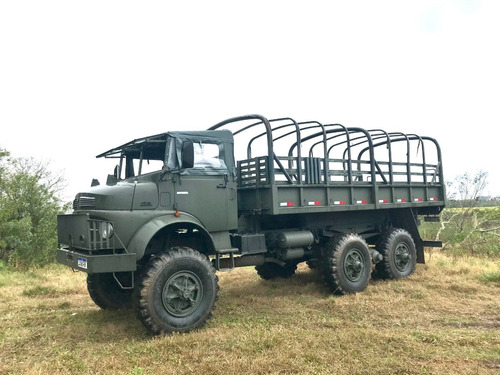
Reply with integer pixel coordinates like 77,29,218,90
57,115,445,334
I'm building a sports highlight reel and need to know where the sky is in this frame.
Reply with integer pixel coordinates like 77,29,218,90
1,0,499,201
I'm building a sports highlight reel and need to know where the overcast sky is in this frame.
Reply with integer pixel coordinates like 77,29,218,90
1,0,499,200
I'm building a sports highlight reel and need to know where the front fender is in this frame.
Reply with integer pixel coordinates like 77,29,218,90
127,212,212,261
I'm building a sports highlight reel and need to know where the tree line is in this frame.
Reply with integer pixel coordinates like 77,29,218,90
0,148,69,268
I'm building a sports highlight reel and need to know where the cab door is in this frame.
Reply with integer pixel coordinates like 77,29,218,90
173,139,237,232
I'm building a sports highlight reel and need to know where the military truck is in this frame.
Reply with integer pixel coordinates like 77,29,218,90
57,114,445,334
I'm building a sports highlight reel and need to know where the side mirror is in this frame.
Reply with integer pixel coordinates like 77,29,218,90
106,174,118,186
181,141,194,169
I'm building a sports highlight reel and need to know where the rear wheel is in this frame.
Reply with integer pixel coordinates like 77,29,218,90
87,272,133,310
376,228,417,279
136,247,219,334
255,261,297,280
322,233,371,294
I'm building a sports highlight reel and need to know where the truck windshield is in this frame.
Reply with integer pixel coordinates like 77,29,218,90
121,155,164,179
98,132,231,179
119,139,167,179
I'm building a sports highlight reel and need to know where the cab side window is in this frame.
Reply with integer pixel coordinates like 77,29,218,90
193,142,227,169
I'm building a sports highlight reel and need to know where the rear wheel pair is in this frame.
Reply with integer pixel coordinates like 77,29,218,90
321,229,417,295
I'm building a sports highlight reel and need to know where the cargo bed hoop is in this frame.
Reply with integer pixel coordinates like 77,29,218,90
333,131,409,184
301,124,350,159
210,115,276,181
358,133,417,184
356,134,442,185
233,119,349,185
284,123,377,185
209,115,377,186
247,120,330,183
245,118,301,160
288,123,353,183
212,116,308,184
303,127,378,184
238,119,359,185
209,115,443,189
214,116,316,185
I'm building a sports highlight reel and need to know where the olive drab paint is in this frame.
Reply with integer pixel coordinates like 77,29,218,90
56,114,445,334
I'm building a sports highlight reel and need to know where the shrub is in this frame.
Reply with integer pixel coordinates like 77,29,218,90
0,149,69,268
479,270,500,284
422,207,500,258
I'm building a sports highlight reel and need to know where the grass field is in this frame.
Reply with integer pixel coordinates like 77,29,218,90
1,253,499,375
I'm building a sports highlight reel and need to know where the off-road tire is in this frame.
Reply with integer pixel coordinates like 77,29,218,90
87,272,134,310
322,233,371,295
136,247,219,335
255,261,297,280
376,228,417,279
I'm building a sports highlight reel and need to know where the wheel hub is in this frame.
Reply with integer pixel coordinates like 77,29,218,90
344,249,365,282
395,243,411,272
353,260,362,271
162,271,203,317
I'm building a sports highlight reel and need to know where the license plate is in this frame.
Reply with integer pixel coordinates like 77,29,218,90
77,257,88,269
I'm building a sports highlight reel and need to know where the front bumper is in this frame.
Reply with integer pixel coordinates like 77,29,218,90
56,248,137,273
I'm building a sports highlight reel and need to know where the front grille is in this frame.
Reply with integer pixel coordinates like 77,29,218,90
73,195,96,210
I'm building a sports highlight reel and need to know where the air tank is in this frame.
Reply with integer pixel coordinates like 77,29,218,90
276,231,314,249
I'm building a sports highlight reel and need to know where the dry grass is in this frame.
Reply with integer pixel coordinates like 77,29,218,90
1,253,499,375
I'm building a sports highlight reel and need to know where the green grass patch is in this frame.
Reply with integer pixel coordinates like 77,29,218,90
128,367,145,375
479,270,500,284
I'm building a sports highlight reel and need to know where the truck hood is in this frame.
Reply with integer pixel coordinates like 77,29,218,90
73,178,160,212
73,181,136,211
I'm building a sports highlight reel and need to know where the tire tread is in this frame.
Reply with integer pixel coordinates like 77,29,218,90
136,247,218,335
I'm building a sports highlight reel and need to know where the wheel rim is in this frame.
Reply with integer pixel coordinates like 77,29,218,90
162,271,203,318
344,248,366,282
394,243,411,272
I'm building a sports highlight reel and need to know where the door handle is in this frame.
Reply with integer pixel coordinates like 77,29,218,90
218,175,229,188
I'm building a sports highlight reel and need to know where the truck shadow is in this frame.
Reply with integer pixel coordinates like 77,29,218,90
219,266,331,300
64,266,399,341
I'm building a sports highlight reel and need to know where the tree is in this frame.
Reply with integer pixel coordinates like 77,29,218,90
435,170,500,257
0,149,69,268
444,170,488,232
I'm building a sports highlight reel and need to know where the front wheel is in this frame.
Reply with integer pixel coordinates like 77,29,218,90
136,247,219,335
322,234,371,295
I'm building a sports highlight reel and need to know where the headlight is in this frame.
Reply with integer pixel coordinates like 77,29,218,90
99,222,114,239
